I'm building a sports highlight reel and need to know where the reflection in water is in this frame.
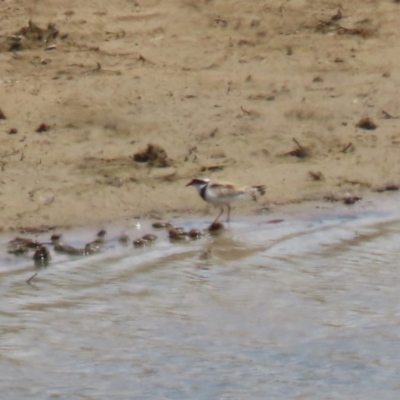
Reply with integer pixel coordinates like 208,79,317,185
1,203,400,399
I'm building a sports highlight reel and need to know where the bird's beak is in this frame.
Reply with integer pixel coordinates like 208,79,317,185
185,181,193,187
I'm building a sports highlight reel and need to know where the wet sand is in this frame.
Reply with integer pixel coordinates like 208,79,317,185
0,0,400,231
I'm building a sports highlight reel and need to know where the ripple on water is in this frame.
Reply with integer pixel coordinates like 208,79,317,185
1,206,400,398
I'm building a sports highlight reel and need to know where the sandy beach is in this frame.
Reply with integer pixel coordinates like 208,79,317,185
0,0,400,231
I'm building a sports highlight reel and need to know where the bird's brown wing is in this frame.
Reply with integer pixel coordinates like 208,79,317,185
209,182,245,197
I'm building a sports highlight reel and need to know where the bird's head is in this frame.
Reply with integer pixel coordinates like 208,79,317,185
50,234,62,244
186,178,210,193
97,229,107,238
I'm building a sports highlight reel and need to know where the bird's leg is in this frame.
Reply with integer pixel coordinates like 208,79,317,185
213,207,224,224
26,272,38,285
227,204,231,222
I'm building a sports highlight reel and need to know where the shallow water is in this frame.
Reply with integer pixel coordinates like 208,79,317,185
2,197,400,399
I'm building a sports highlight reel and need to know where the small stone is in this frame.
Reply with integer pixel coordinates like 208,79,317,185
343,196,362,205
189,229,202,239
208,222,224,232
152,221,172,229
385,184,399,191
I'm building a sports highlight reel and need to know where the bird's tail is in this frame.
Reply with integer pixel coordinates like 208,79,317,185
251,185,266,196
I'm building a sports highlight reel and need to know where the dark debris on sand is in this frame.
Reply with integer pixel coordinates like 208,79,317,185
284,138,310,159
35,123,51,133
132,143,171,167
2,20,59,52
343,195,362,205
356,117,377,130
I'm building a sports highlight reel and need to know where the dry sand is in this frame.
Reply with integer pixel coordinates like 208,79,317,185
0,0,400,231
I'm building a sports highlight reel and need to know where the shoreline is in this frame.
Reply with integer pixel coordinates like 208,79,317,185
4,186,399,236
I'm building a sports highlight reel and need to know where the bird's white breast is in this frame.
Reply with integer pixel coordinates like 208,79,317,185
204,186,246,204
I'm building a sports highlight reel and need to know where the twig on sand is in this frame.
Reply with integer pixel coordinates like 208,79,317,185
341,142,354,153
284,138,309,158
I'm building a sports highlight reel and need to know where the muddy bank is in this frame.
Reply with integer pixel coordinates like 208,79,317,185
0,0,400,231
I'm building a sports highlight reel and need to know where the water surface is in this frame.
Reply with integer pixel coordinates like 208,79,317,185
1,197,400,399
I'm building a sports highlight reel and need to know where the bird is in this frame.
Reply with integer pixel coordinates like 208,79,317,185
33,245,51,266
8,236,41,248
118,231,130,245
84,229,107,255
186,177,266,224
50,234,84,255
7,236,41,254
27,245,51,284
84,242,101,255
91,229,107,245
142,233,158,242
133,238,147,247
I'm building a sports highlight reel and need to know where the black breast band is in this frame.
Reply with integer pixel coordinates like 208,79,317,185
200,184,208,201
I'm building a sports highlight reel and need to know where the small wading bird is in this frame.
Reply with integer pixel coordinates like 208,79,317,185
27,245,51,284
186,177,266,224
84,229,107,255
50,234,84,255
7,237,42,255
